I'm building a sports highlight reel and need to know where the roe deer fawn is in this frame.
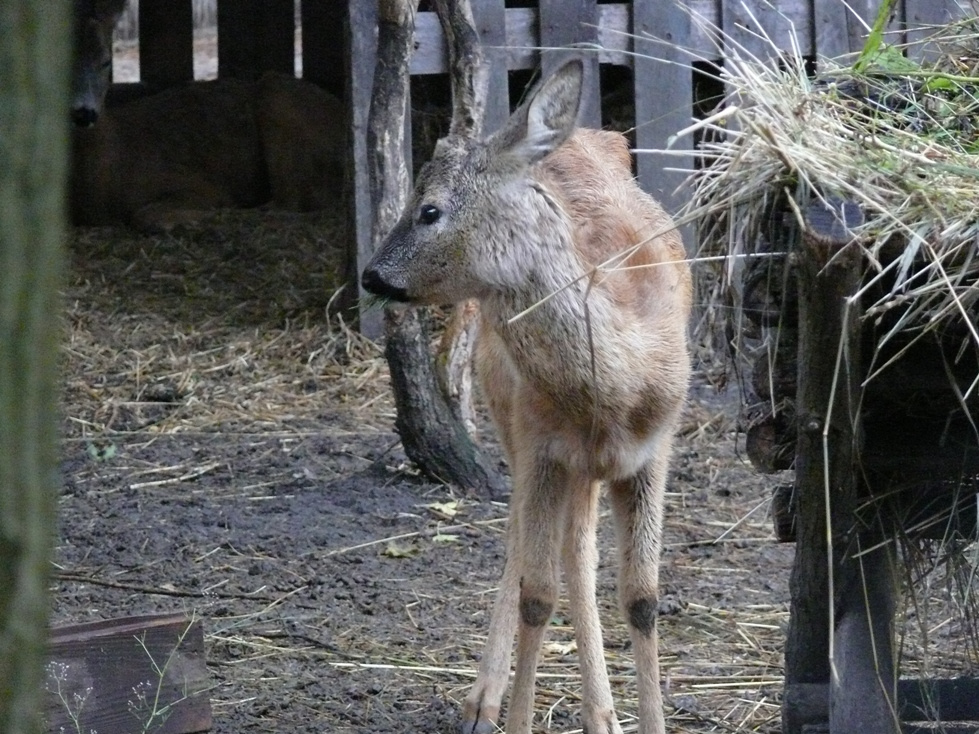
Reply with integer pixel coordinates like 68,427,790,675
71,0,127,127
70,73,346,230
362,60,692,734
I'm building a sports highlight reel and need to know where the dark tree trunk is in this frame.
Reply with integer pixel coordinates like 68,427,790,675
0,3,70,733
367,0,506,499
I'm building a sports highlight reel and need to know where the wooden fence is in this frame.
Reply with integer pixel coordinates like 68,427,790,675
115,0,964,329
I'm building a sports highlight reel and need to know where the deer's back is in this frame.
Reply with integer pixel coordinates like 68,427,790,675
537,128,691,326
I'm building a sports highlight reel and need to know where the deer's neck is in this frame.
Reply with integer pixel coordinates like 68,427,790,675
481,194,610,384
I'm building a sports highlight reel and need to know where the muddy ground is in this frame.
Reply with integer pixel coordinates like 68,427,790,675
52,209,971,734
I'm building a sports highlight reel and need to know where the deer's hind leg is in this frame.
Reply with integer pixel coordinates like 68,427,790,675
563,480,623,734
608,446,671,734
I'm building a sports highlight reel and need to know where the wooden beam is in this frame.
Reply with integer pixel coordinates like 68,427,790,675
45,614,210,734
785,678,979,730
138,0,193,90
633,0,692,223
217,0,294,80
301,1,346,98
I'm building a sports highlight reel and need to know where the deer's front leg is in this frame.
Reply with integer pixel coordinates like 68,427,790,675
608,451,670,734
563,480,623,734
507,454,572,733
461,502,521,734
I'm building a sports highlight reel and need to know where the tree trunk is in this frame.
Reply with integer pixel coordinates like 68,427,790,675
0,3,70,733
368,0,506,498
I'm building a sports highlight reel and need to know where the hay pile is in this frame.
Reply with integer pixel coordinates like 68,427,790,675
682,10,979,356
671,4,979,685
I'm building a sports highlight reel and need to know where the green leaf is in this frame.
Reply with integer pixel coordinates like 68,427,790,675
854,0,899,74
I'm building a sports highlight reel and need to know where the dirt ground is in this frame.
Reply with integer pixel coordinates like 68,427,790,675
52,208,796,734
55,209,975,734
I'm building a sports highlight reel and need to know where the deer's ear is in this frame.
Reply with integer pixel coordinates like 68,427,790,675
490,59,583,167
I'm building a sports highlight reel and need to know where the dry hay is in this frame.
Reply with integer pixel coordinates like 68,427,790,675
61,202,796,732
665,1,979,690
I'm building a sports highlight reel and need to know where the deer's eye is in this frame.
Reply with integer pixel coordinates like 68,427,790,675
418,204,441,225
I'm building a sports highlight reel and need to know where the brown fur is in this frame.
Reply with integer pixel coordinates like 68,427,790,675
362,61,691,734
69,74,346,230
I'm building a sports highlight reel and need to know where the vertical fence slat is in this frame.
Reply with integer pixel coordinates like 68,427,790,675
218,0,295,80
539,0,600,128
812,0,869,61
138,0,193,89
633,0,692,226
348,0,382,337
905,0,959,61
722,0,780,63
472,0,509,134
301,1,346,98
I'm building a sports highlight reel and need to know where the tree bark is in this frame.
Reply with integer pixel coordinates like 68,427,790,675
0,3,70,733
368,0,506,498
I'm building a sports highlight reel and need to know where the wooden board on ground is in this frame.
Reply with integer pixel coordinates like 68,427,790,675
45,613,211,734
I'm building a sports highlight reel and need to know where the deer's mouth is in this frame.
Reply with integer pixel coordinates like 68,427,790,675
361,267,411,303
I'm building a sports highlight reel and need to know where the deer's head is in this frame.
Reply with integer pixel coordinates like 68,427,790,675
71,0,126,127
362,60,584,305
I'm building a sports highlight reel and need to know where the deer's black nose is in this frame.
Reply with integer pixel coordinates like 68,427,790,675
71,107,99,128
362,267,409,302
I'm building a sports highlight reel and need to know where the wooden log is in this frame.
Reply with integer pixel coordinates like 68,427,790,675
44,613,210,734
0,5,69,730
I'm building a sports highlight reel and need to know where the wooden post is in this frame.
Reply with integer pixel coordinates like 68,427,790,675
301,1,346,99
0,3,69,731
784,198,898,734
139,0,193,90
217,0,295,80
346,0,383,336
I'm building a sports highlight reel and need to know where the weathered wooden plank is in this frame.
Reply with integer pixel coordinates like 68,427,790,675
722,0,781,63
634,0,693,222
813,0,869,62
539,0,600,128
347,0,383,337
905,0,962,61
138,0,193,90
901,677,979,722
412,6,626,74
784,678,979,729
301,1,346,98
410,2,818,77
45,613,210,734
472,0,509,134
217,0,295,80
